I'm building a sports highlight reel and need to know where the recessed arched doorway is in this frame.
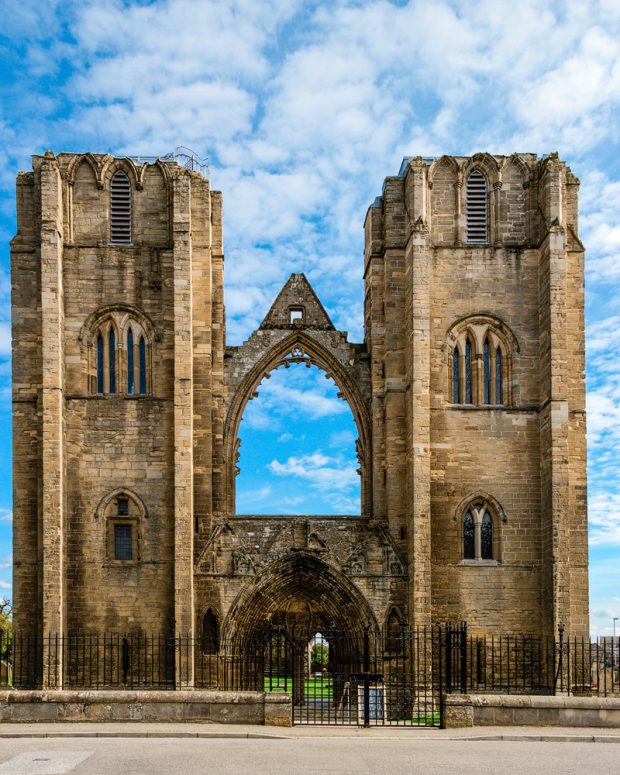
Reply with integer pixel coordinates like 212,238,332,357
222,552,378,722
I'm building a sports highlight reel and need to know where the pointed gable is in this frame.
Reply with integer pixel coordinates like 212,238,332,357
259,273,335,330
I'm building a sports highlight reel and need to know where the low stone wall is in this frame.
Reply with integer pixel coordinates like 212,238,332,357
0,690,292,727
443,694,620,729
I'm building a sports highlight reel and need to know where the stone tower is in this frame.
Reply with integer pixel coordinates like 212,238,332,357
11,151,588,667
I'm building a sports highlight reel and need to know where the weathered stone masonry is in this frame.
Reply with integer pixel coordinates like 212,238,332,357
11,151,588,665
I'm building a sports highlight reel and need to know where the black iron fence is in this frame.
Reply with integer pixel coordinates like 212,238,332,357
0,625,618,710
445,624,620,697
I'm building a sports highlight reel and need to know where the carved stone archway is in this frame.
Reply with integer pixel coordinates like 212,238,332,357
223,274,372,517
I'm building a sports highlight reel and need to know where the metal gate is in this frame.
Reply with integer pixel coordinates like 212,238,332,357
264,624,442,727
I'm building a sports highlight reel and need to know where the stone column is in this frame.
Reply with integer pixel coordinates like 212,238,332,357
363,203,387,519
172,172,195,684
538,157,571,638
39,152,65,687
408,217,432,627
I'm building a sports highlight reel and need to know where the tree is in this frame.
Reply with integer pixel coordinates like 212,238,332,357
311,640,329,668
0,597,11,629
0,598,11,666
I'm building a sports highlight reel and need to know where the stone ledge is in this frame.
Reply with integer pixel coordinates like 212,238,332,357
443,694,620,729
0,690,292,726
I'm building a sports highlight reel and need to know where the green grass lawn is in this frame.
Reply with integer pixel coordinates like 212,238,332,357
264,675,333,699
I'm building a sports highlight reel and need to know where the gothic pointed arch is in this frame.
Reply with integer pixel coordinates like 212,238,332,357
101,156,141,190
429,155,459,244
428,154,460,183
465,153,501,185
221,551,379,645
224,330,371,516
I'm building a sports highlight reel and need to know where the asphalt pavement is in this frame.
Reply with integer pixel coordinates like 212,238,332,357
0,723,619,774
0,732,619,775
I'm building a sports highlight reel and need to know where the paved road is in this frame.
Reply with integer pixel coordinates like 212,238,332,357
0,736,618,775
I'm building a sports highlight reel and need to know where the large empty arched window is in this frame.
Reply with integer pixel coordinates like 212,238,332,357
466,169,488,243
235,350,361,516
110,170,132,245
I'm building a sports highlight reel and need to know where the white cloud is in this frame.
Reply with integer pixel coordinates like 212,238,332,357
0,323,11,357
589,492,620,546
0,510,12,523
0,581,11,590
268,452,359,492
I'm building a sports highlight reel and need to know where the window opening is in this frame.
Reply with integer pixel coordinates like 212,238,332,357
97,334,104,394
483,337,490,404
127,329,135,395
309,632,329,676
463,512,475,560
236,360,361,515
495,347,503,405
452,347,460,403
139,337,147,395
386,608,402,653
117,497,129,516
114,524,132,561
465,339,472,404
290,307,304,323
201,610,219,654
481,511,493,560
110,170,132,245
109,328,116,394
466,169,488,243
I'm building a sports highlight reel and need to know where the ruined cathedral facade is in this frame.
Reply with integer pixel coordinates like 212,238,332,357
11,151,589,649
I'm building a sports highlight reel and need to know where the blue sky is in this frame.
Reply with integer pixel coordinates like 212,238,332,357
0,0,619,635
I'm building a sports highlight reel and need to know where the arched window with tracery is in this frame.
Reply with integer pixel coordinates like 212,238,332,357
466,169,488,243
459,496,502,563
110,170,132,245
84,307,154,397
448,316,516,408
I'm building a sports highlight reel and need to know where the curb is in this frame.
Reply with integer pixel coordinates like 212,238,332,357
1,730,620,743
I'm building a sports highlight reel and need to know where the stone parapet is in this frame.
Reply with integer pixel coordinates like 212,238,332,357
443,694,620,729
0,690,292,726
